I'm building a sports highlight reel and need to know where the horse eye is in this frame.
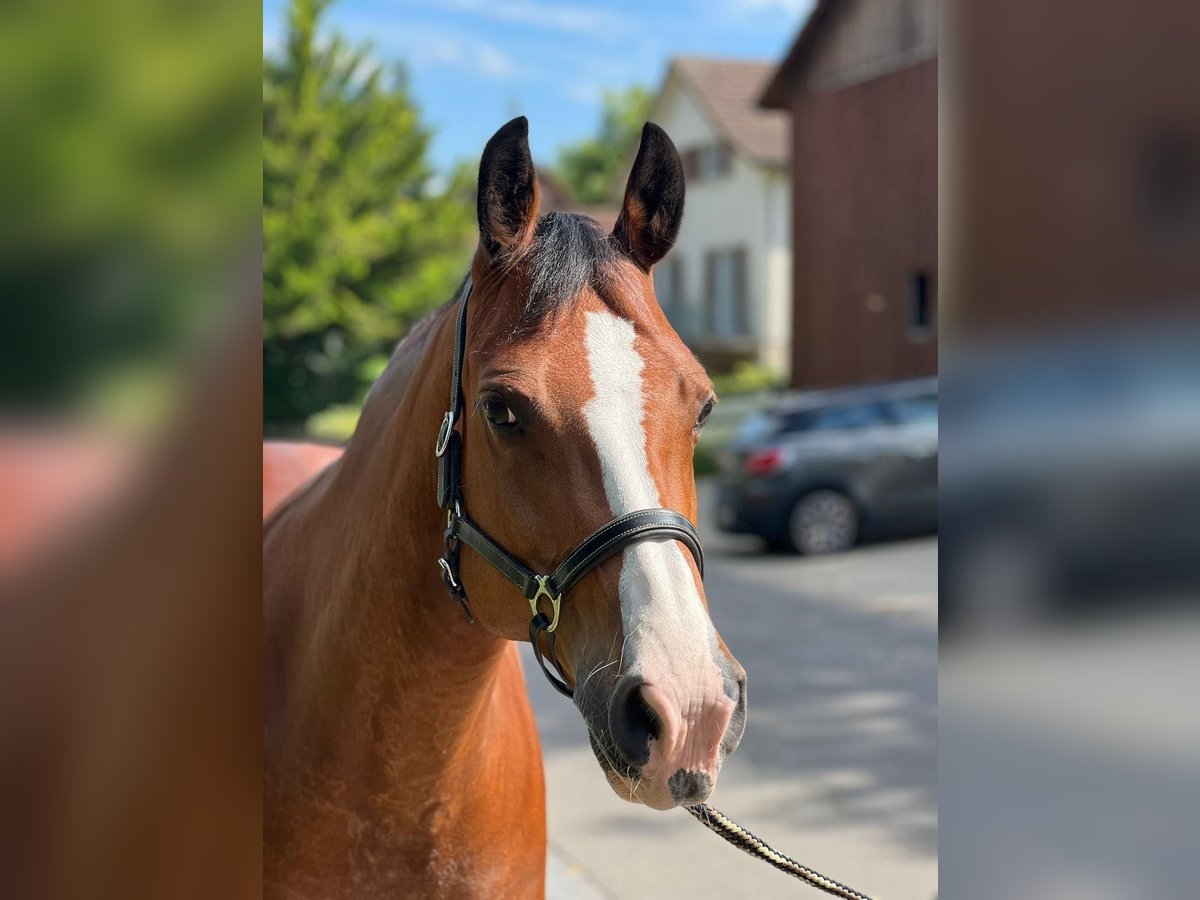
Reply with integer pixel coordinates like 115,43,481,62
482,396,518,429
696,397,715,430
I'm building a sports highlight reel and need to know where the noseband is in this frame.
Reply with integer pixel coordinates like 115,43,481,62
434,277,704,698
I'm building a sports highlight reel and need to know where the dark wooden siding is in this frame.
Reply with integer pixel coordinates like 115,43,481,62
788,57,938,387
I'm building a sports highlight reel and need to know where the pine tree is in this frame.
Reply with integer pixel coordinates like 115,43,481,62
263,0,473,427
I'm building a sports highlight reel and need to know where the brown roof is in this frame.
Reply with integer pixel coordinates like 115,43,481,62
668,57,790,166
760,0,839,109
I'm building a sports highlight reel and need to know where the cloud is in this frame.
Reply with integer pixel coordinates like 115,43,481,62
407,34,519,80
423,0,633,39
562,81,604,106
338,19,523,82
475,44,518,80
724,0,813,15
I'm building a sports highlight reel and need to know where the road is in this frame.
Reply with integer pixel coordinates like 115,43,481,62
530,480,938,900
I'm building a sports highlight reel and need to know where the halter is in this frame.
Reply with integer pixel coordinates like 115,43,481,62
434,276,704,698
432,278,874,899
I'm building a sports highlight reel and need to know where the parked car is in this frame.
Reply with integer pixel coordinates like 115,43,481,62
717,378,938,553
940,329,1200,631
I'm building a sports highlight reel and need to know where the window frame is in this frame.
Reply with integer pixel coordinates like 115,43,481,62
907,270,936,342
703,246,749,339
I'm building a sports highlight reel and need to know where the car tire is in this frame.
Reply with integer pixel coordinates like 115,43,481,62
788,489,859,555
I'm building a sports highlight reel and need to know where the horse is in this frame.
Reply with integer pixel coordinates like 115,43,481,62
263,117,748,898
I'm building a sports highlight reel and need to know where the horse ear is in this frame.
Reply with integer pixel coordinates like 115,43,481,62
477,116,540,259
612,123,685,271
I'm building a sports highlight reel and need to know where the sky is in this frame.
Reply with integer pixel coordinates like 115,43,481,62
263,0,815,175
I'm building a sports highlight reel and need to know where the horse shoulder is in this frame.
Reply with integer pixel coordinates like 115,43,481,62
459,643,546,898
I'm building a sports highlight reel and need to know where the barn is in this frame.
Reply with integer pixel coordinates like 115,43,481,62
761,0,938,388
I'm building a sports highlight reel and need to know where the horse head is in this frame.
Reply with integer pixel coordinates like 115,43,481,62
450,117,747,810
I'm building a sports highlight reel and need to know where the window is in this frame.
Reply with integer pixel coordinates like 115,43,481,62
806,403,888,432
778,402,888,434
767,182,789,246
654,256,686,334
702,143,732,179
681,143,732,183
907,271,935,340
1140,131,1199,242
704,248,748,338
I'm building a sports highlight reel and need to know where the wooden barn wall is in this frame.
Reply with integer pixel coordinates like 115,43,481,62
789,57,938,388
800,0,938,94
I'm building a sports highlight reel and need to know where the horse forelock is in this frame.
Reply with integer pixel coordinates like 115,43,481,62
495,212,643,332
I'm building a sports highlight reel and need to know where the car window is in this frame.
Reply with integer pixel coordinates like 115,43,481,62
735,411,777,444
780,402,888,433
887,394,939,425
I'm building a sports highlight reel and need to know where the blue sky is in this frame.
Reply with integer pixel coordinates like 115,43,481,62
263,0,814,175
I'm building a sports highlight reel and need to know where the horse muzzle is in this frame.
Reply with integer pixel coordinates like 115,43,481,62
581,660,748,810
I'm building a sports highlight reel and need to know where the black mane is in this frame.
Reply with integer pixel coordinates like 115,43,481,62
520,211,625,324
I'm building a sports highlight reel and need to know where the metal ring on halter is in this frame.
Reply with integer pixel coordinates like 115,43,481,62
437,557,459,591
528,575,562,633
434,411,454,457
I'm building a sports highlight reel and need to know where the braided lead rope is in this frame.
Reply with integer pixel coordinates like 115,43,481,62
687,804,877,900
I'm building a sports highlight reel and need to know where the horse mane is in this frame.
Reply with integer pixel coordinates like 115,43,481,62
513,212,634,330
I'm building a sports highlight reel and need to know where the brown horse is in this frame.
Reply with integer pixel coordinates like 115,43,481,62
263,117,748,898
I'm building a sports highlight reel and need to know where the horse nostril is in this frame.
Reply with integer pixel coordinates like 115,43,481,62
668,769,713,806
609,676,660,770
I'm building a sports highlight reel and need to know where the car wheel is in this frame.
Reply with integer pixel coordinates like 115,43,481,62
789,490,859,555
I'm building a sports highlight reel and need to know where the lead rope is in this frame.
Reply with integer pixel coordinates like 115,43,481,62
686,804,876,900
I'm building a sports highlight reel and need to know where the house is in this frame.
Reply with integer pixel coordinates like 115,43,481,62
761,0,938,388
644,57,792,375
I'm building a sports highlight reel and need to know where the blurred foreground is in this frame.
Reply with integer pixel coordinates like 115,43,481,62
943,0,1200,895
0,0,261,897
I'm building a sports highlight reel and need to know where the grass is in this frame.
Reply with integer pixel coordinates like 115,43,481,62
305,403,361,443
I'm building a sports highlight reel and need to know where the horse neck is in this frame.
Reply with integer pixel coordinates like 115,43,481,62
264,297,510,777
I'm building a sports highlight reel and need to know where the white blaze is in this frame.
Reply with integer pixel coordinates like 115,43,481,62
582,310,718,686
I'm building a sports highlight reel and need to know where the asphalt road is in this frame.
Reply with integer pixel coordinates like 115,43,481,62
530,480,938,900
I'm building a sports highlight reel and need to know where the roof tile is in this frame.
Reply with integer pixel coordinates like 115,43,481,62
671,57,790,166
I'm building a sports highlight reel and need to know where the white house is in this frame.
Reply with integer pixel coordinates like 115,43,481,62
644,57,792,373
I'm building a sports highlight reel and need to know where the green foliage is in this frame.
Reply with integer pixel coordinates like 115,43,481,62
305,401,362,443
712,362,785,397
555,86,652,204
693,443,721,478
0,0,259,414
263,0,474,426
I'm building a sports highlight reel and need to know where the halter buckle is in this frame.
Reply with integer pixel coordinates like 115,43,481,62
435,411,454,457
529,575,562,633
445,499,461,531
437,557,459,591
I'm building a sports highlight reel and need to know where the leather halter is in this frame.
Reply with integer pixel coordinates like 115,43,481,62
435,277,705,698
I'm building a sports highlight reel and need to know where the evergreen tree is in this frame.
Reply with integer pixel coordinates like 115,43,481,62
263,0,473,427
